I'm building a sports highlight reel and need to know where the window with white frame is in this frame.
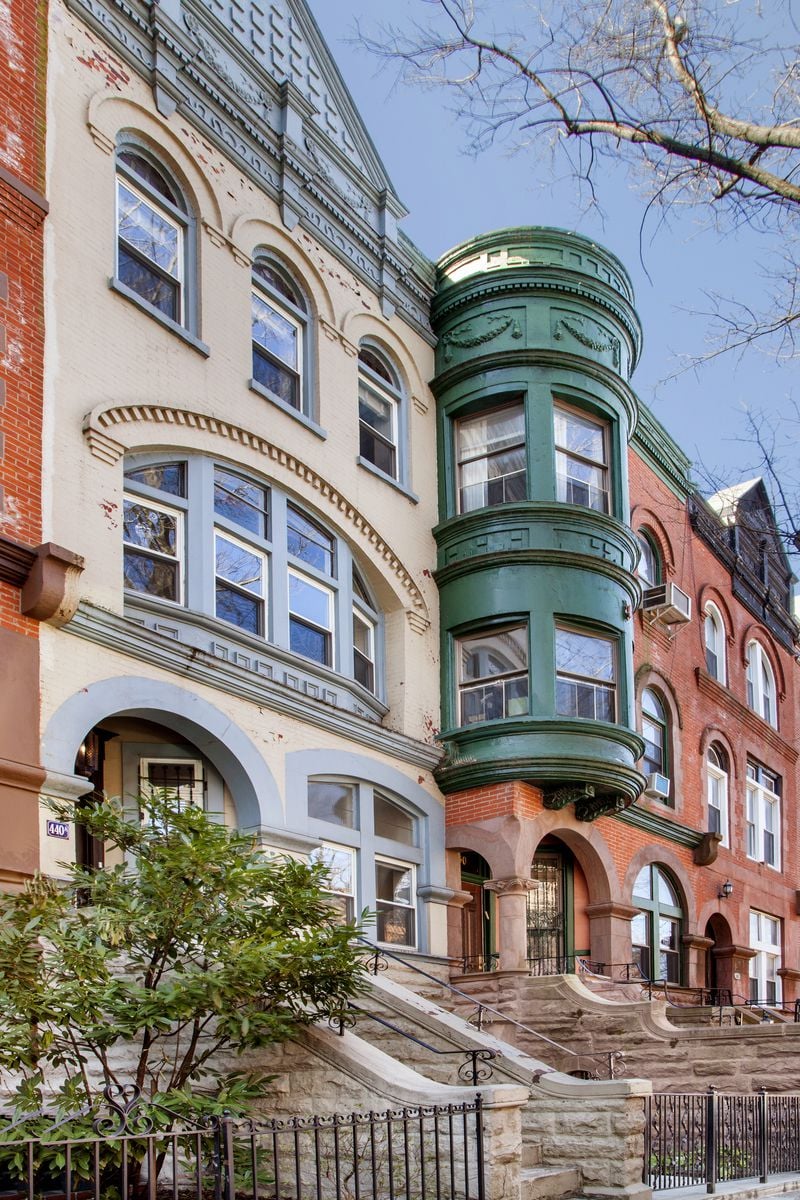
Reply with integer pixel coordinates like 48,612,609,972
749,910,781,1005
704,603,726,683
358,346,403,481
641,689,669,783
555,626,616,722
455,403,526,513
457,625,529,725
115,149,190,328
308,779,422,948
746,641,778,728
706,744,729,846
251,259,308,415
140,757,206,810
123,456,381,694
746,760,781,868
636,531,660,588
554,404,610,513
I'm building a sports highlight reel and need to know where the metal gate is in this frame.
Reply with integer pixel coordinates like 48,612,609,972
527,851,567,974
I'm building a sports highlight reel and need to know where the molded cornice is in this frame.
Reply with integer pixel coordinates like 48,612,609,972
65,602,444,771
615,802,704,849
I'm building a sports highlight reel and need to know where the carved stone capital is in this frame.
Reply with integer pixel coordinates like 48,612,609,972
484,875,537,896
585,901,640,922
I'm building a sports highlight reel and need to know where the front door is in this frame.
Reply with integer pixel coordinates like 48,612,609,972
460,852,493,970
527,847,571,974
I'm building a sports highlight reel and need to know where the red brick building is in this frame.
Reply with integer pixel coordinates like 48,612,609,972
0,0,82,888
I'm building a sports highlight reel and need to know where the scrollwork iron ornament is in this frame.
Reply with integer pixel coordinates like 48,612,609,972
365,947,389,976
94,1082,155,1137
329,1005,358,1036
458,1049,496,1087
609,1051,626,1080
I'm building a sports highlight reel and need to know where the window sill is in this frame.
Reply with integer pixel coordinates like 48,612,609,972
249,379,327,439
356,456,419,503
109,277,210,357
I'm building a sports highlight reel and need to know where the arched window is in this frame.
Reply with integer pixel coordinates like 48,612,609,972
631,864,683,983
707,744,729,846
308,778,422,948
641,688,670,801
746,640,778,728
704,603,726,683
123,455,382,698
251,258,310,417
636,531,660,589
358,344,405,483
115,147,195,334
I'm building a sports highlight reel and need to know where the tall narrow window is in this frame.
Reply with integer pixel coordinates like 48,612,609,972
252,260,308,413
123,495,183,602
554,404,610,513
116,150,189,326
707,744,729,846
632,864,683,983
636,531,660,589
311,842,356,921
455,403,526,512
376,858,416,946
358,346,403,481
641,689,669,782
352,567,379,695
457,626,529,725
749,911,781,1005
704,603,726,683
746,760,781,868
746,641,778,728
555,627,616,721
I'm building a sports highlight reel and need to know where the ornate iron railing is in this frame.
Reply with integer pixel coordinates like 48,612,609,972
645,1088,800,1192
358,939,624,1080
0,1083,486,1200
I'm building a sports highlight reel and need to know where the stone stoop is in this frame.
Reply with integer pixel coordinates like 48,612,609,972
520,1166,582,1200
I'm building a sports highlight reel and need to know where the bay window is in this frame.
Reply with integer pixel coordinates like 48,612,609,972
455,402,526,512
554,404,610,513
457,625,529,725
555,627,616,722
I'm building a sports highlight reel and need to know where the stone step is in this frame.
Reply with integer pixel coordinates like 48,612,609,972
520,1165,581,1200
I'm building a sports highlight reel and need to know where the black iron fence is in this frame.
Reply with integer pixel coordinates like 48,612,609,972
0,1086,486,1200
645,1088,800,1192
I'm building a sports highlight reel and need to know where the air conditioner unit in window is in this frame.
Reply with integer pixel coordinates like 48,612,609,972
641,583,692,625
645,772,671,800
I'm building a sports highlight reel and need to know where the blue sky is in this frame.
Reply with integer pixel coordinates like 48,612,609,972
309,0,794,498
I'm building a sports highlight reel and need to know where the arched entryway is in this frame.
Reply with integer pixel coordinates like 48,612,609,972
459,851,494,971
527,836,590,974
704,913,734,998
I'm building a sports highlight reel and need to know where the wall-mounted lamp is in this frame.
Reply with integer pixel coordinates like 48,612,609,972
718,880,733,900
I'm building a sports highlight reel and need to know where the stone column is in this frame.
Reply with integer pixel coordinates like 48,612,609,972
585,901,640,973
682,933,713,989
484,876,536,972
712,944,756,1001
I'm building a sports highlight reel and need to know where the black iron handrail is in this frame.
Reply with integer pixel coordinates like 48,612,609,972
356,938,624,1080
643,979,798,1024
335,1001,496,1087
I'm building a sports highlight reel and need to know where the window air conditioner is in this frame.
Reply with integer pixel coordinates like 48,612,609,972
641,583,692,624
645,773,671,800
